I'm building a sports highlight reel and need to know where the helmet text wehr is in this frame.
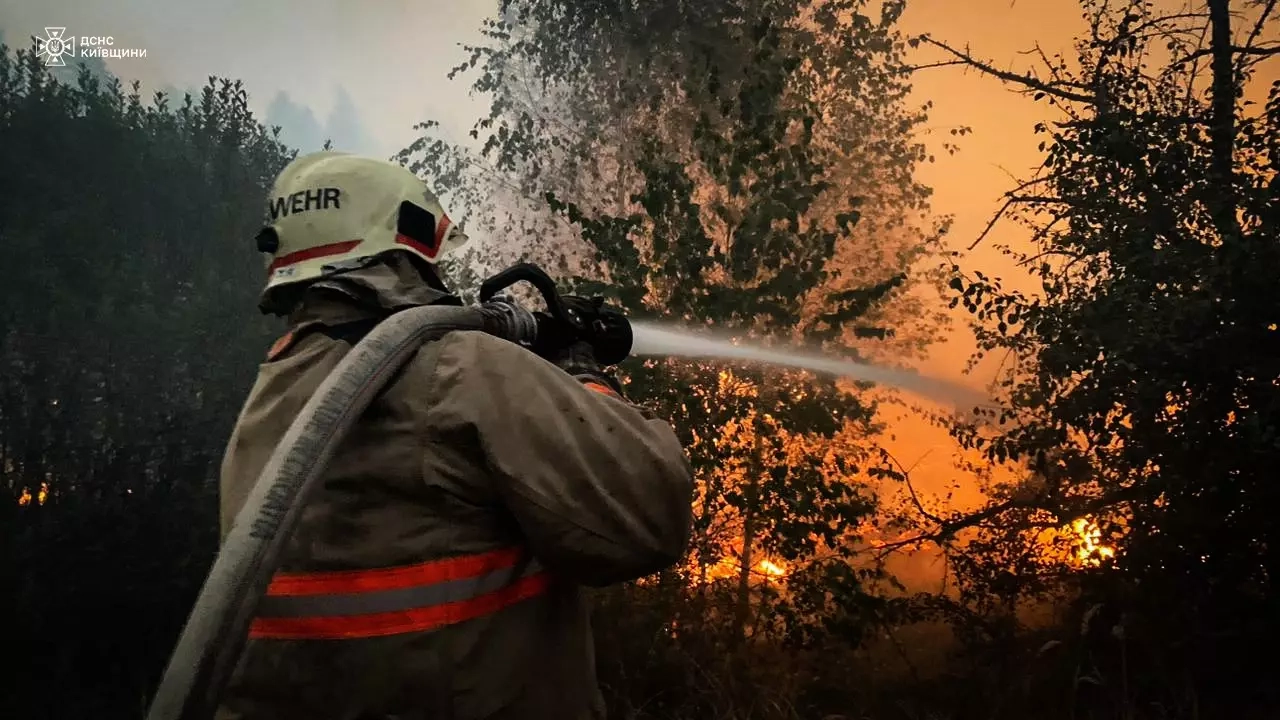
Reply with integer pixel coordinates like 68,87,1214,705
269,188,341,220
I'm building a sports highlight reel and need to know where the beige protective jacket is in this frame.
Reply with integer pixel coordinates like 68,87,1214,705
216,260,695,720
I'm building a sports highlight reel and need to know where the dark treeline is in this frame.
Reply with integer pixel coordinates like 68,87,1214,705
2,0,1279,717
0,50,291,717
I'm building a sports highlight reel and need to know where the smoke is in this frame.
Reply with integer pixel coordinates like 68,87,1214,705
263,86,384,156
266,91,324,152
324,87,377,155
50,52,113,85
0,0,495,159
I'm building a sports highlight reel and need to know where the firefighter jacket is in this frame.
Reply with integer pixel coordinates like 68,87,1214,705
216,259,695,720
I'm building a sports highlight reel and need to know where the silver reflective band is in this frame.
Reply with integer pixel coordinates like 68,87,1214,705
257,558,544,618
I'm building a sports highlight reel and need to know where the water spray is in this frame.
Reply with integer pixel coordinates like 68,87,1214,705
628,322,989,411
146,263,986,720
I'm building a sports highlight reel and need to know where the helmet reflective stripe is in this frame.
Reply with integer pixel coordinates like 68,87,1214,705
390,199,454,263
268,239,363,273
258,152,468,298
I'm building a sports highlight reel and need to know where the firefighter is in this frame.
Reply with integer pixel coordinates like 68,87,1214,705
217,151,695,719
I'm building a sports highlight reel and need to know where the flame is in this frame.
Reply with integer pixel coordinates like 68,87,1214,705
17,482,49,507
1030,514,1120,569
703,554,790,583
1069,517,1116,567
757,558,788,577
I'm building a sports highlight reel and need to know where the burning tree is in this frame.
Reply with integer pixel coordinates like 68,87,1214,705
400,0,950,715
904,0,1280,713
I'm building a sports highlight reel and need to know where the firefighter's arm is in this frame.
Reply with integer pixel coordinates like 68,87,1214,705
424,331,695,587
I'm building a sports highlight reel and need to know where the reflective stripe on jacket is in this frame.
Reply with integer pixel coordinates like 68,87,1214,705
250,548,550,640
215,260,695,720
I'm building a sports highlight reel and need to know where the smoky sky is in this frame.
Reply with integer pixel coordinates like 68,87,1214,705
0,0,495,159
264,87,378,156
265,91,323,152
6,0,1268,389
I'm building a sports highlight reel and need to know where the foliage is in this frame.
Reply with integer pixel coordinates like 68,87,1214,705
400,0,950,362
911,0,1280,714
398,1,954,717
8,0,1278,717
542,5,899,644
0,46,293,717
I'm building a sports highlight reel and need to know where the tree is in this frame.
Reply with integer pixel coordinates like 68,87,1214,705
0,47,294,718
401,0,949,363
906,0,1280,713
400,1,950,716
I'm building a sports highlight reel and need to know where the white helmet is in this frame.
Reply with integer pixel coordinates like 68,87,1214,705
255,151,469,300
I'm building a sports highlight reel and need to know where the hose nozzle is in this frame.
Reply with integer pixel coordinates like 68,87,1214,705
478,299,539,351
478,263,633,366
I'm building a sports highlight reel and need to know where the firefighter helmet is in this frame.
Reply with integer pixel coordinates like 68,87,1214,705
255,151,468,301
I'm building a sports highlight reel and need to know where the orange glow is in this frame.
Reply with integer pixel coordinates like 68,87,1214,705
703,554,790,584
1033,515,1119,569
17,482,49,507
757,559,788,577
1069,517,1116,567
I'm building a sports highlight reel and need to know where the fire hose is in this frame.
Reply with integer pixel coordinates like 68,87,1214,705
145,264,631,720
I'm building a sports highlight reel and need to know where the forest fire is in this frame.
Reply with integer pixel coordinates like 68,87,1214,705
1070,517,1116,567
4,0,1277,715
756,559,787,577
16,482,49,507
703,554,791,584
1033,515,1119,569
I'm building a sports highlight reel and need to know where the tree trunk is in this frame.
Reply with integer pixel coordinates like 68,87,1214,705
1206,0,1240,240
732,431,762,644
733,480,757,642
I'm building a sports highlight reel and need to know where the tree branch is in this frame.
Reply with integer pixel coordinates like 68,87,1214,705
1174,43,1280,65
967,170,1064,250
919,36,1098,104
870,480,1149,561
879,447,944,526
1090,11,1207,106
1237,0,1279,75
905,59,969,72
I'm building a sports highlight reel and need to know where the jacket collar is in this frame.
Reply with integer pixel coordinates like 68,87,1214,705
285,254,462,329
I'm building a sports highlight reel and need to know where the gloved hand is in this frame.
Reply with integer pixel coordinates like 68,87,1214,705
553,340,625,398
